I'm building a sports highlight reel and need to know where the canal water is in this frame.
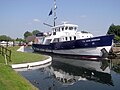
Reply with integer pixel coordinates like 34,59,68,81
15,47,120,90
14,54,120,90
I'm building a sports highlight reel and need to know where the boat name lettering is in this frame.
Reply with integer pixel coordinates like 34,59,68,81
91,38,100,41
82,38,100,42
86,40,91,42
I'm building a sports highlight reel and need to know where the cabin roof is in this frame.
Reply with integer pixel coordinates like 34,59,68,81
52,23,78,29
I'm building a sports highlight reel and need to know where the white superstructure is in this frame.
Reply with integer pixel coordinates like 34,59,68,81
41,23,93,45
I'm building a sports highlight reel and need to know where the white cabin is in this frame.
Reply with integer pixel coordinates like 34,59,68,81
39,23,93,45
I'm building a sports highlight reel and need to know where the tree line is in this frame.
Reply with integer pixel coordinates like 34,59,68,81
107,24,120,42
0,35,13,41
24,30,40,39
0,30,40,42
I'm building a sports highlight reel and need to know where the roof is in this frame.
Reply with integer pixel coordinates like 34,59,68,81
26,35,36,42
52,23,78,29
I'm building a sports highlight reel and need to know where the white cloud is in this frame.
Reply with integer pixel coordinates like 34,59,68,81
33,19,40,22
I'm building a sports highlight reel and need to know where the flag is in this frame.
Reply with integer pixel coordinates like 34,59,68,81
49,9,52,16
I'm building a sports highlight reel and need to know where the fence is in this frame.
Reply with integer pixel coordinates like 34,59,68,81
0,45,11,63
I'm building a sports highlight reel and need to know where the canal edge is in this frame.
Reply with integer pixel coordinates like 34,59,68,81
11,56,52,69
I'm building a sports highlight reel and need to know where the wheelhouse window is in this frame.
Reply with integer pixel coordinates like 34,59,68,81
53,32,56,35
65,37,67,41
53,38,59,43
56,28,60,32
69,27,73,30
65,27,68,30
45,39,52,44
62,27,64,31
70,37,72,41
58,28,60,31
74,36,76,40
74,27,77,30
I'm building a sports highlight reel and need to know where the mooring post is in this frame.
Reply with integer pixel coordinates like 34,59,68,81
4,54,7,65
0,46,1,54
2,46,4,56
6,41,8,47
9,50,12,62
13,41,15,47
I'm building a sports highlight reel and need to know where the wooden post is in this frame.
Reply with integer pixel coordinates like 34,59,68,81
3,47,4,55
4,54,7,65
5,47,7,55
2,46,4,56
13,41,15,47
6,41,8,47
5,48,7,60
0,46,1,54
9,50,11,62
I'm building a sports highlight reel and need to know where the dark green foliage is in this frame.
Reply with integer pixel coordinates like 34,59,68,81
107,24,120,42
114,36,120,42
0,35,12,41
23,30,40,42
16,38,25,42
24,31,32,39
32,30,40,35
24,30,40,39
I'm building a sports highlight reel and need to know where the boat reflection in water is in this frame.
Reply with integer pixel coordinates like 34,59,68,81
45,58,113,86
18,56,117,90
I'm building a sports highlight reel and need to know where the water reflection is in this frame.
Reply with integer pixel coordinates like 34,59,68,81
46,60,113,86
110,59,120,74
16,56,120,90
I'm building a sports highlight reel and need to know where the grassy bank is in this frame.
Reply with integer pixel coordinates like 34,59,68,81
8,46,47,64
0,46,48,90
0,55,38,90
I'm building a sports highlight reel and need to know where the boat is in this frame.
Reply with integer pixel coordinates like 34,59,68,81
32,0,114,59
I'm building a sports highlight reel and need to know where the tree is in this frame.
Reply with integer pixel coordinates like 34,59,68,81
32,30,40,35
107,24,115,35
16,38,25,42
107,24,120,42
114,35,120,42
24,31,32,39
0,35,12,41
23,30,40,43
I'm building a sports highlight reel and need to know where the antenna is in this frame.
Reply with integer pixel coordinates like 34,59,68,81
43,23,53,27
54,0,57,26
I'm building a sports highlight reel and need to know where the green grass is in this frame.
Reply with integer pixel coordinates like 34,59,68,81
0,46,48,90
8,46,47,64
0,54,5,63
0,63,38,90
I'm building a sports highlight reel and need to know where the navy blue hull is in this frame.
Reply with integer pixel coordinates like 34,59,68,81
32,35,114,50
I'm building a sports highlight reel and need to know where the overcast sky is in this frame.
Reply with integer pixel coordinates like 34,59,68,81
0,0,120,39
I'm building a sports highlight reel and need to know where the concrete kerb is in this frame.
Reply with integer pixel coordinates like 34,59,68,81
11,56,52,69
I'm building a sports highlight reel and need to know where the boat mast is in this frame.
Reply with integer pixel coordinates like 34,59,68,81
54,0,57,26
